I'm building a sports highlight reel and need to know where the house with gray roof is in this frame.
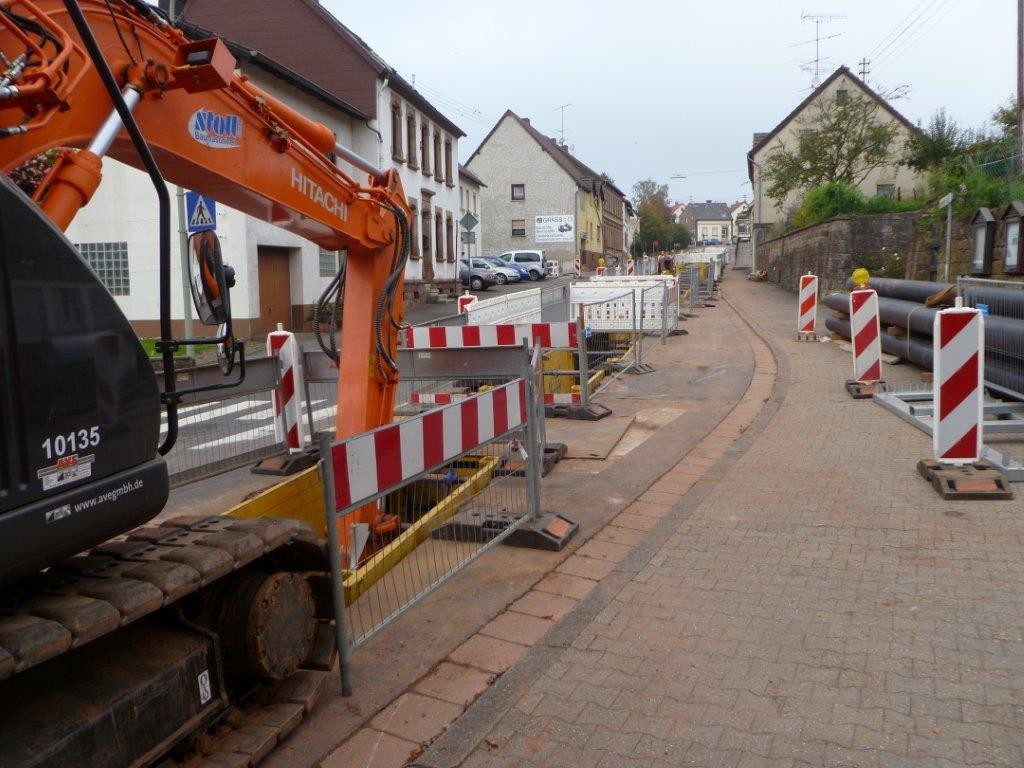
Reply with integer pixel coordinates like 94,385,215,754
466,110,611,268
681,201,734,243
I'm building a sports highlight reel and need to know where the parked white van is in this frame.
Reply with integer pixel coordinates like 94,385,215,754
499,250,547,281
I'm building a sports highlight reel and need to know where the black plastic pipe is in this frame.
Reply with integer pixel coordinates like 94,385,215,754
823,293,1024,359
844,277,953,304
825,316,1024,393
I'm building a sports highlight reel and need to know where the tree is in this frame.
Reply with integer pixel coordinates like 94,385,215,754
903,108,977,171
761,92,902,207
631,178,669,210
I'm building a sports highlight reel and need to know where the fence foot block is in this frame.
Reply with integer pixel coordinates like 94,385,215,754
252,449,319,476
845,379,886,399
502,513,579,551
917,460,1014,501
545,404,612,421
796,332,818,342
627,363,656,375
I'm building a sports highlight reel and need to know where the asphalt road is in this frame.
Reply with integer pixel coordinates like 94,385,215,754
405,273,573,326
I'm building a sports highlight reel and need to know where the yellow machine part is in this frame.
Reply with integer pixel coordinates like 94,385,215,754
224,455,501,606
226,465,327,536
342,455,498,604
543,349,575,395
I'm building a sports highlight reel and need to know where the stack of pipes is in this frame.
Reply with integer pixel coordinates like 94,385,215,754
823,277,1024,395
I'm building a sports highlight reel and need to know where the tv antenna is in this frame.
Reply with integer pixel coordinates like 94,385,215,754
552,103,571,145
801,12,846,86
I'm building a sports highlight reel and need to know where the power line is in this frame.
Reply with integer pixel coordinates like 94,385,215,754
865,0,934,59
870,0,946,67
873,0,959,73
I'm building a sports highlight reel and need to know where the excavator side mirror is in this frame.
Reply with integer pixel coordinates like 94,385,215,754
188,230,232,326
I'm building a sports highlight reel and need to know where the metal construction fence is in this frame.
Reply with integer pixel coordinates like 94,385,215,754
958,277,1024,400
319,348,546,678
159,356,283,486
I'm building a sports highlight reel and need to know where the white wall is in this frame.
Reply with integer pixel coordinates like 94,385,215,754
64,62,368,330
376,83,461,286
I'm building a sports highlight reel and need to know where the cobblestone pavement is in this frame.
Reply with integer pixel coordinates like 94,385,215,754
423,276,1024,768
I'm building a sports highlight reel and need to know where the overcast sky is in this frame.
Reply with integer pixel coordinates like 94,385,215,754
322,0,1015,206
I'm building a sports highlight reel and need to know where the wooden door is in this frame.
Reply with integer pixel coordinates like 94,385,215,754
256,247,292,336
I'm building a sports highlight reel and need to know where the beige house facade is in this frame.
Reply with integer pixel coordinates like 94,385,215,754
747,66,925,236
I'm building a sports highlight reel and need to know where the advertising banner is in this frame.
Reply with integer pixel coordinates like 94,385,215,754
535,214,574,243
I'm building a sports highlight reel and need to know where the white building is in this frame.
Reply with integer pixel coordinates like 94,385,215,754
180,0,466,305
458,164,485,261
65,42,373,339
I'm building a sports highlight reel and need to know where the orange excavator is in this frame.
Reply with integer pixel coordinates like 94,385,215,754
0,0,409,764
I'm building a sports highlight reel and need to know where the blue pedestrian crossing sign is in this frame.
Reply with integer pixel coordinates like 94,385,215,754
185,191,216,233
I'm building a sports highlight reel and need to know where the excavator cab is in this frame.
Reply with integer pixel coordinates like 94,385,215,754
0,173,169,588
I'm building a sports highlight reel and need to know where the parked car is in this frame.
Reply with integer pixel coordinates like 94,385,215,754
462,257,520,285
478,255,530,282
500,250,547,280
703,238,722,246
458,261,498,291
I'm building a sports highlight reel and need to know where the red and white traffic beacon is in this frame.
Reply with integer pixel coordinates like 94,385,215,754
917,297,1012,499
845,268,884,398
797,272,818,340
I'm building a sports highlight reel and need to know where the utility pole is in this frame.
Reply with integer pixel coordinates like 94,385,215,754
858,58,870,80
1018,0,1023,170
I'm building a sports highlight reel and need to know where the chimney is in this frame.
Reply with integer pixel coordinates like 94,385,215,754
706,199,712,204
522,118,531,125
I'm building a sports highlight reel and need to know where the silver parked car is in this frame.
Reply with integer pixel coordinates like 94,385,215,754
462,257,520,286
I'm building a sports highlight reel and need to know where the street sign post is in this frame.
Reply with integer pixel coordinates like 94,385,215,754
185,191,217,233
938,192,953,282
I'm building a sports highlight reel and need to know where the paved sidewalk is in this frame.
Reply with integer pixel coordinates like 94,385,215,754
419,276,1024,768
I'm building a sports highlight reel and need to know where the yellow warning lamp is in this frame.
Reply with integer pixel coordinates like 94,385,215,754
851,267,871,288
597,257,605,267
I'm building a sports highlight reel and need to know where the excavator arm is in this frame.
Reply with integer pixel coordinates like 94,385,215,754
0,0,409,441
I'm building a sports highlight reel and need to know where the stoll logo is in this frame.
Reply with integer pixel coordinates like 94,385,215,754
188,109,243,149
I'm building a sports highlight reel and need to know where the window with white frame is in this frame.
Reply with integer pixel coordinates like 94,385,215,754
77,241,130,295
319,247,340,277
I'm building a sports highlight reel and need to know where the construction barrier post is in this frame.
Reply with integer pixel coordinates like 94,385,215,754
457,290,478,314
933,300,984,464
523,346,543,523
660,281,668,345
797,272,819,337
318,431,354,697
626,257,635,276
266,324,307,453
846,287,885,398
576,307,591,408
574,256,581,278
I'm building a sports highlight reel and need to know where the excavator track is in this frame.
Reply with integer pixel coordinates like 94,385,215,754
0,514,320,682
172,670,331,768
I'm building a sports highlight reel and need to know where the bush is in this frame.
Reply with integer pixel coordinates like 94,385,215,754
790,182,926,230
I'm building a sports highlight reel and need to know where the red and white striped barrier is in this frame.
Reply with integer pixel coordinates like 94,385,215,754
457,293,477,314
332,379,527,509
849,288,882,383
626,258,635,276
574,257,581,278
412,390,581,407
595,265,606,277
403,322,577,350
933,303,984,464
797,273,818,334
266,325,306,453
